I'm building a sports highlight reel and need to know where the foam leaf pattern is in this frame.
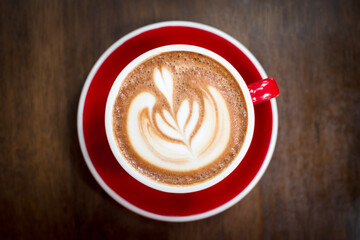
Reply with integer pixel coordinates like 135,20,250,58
153,67,173,109
184,101,199,143
176,99,190,132
155,113,183,141
126,66,231,171
162,110,177,129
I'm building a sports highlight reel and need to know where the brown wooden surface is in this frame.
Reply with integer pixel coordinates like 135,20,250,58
1,0,359,239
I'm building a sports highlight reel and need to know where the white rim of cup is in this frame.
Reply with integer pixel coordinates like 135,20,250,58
77,20,278,222
105,44,255,194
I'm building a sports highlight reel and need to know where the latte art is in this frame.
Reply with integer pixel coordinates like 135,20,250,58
127,67,231,171
113,51,248,185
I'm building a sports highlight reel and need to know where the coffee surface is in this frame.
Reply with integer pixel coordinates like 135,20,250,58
113,51,248,186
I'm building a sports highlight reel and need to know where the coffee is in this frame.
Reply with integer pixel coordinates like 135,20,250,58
112,51,248,186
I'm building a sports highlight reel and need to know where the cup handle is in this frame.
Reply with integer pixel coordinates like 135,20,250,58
248,77,279,105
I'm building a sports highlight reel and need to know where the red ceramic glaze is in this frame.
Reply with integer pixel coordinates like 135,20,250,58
248,77,279,105
79,22,277,220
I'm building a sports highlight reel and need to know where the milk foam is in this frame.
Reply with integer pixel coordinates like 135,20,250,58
127,67,231,171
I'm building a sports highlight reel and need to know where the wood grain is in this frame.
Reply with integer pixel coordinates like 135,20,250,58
1,0,359,239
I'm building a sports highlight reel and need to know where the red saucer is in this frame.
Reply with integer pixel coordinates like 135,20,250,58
77,21,278,222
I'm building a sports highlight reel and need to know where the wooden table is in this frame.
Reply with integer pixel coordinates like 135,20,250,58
1,0,359,239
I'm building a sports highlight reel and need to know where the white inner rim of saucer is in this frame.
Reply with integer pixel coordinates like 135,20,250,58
77,21,278,222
